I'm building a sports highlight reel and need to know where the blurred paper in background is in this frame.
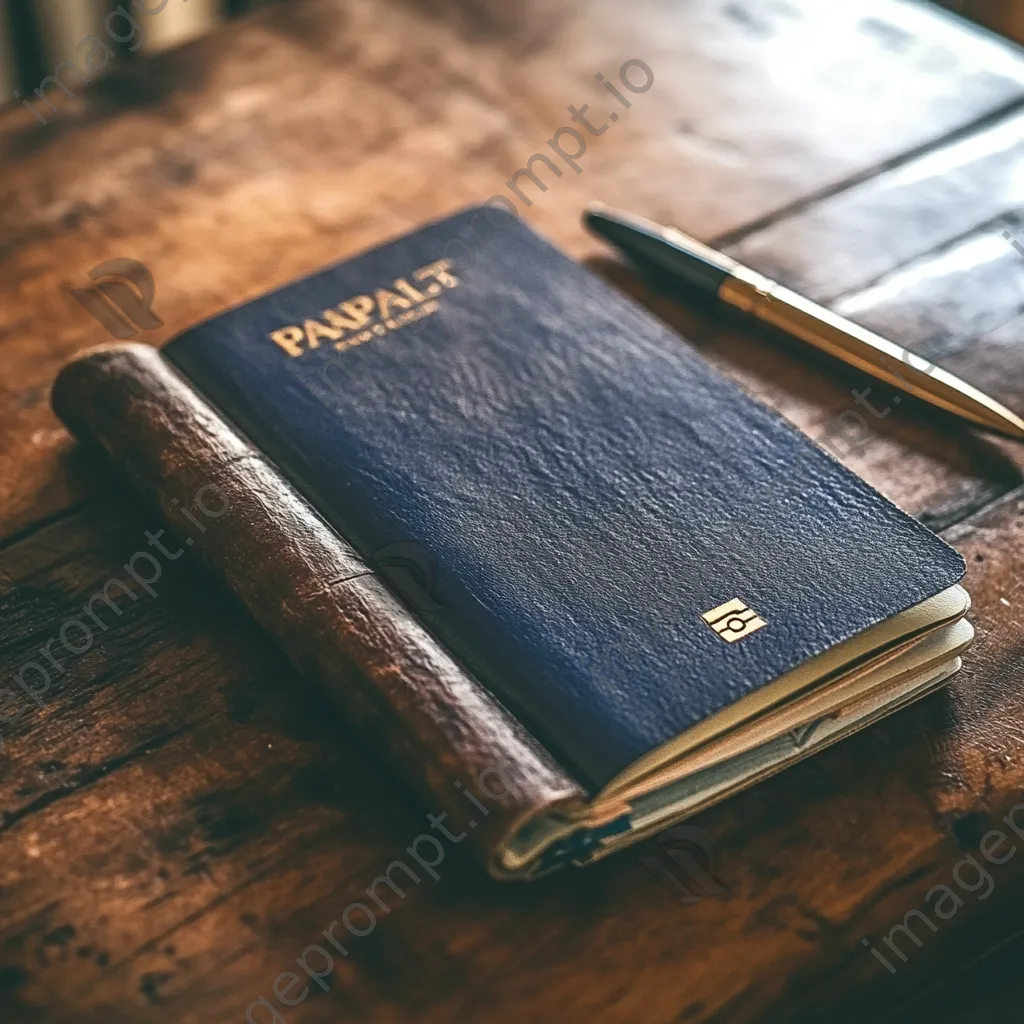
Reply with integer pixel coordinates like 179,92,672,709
143,0,224,55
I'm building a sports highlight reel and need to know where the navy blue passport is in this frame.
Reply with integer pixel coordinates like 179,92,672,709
159,206,970,839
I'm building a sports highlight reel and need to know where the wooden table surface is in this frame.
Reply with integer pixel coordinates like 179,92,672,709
3,1,1024,1021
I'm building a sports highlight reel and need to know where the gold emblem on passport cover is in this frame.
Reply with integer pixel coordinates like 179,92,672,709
701,599,767,642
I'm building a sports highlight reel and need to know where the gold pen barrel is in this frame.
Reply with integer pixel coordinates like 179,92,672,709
719,266,1024,440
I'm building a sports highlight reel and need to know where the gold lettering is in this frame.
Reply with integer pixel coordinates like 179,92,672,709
385,299,441,330
435,260,459,289
339,295,376,327
270,270,448,359
270,326,305,357
324,308,361,331
414,259,459,291
393,277,426,304
374,288,413,318
304,318,343,348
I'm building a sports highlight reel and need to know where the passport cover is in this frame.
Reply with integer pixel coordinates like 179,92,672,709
51,206,967,877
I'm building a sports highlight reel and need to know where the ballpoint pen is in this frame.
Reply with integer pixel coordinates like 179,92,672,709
584,202,1024,441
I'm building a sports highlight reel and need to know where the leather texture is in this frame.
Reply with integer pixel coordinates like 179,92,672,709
51,344,586,876
162,207,966,791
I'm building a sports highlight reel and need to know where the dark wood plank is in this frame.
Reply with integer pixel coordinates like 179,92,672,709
905,931,1024,1023
727,108,1024,302
831,218,1024,364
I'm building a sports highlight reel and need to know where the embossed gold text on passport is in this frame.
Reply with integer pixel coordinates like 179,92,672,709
701,599,767,643
268,259,459,358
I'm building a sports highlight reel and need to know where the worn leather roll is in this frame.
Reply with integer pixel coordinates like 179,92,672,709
52,343,586,877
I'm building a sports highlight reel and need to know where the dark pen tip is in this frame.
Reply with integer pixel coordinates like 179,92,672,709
582,201,641,235
581,202,660,255
582,203,735,294
582,201,616,237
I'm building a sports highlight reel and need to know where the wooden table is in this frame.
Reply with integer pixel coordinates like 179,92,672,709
3,1,1024,1021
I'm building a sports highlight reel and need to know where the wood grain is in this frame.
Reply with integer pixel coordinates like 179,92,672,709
1,0,1023,538
1,478,1023,1023
2,0,1024,1021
